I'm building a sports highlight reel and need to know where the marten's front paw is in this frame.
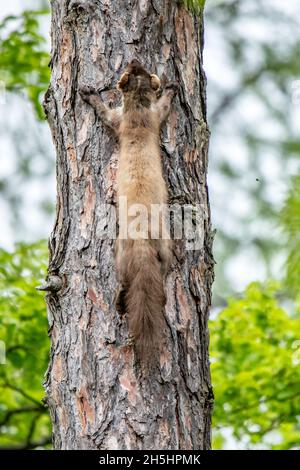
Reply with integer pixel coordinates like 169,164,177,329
79,85,98,103
165,81,179,96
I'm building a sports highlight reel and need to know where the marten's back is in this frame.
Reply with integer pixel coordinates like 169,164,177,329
117,109,167,206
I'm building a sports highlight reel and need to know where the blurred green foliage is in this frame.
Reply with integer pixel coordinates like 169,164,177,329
1,244,300,450
0,242,51,449
0,10,50,119
0,7,54,237
205,0,300,301
211,282,300,449
280,175,300,302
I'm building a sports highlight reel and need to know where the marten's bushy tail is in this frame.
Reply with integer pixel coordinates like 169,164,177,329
122,240,166,363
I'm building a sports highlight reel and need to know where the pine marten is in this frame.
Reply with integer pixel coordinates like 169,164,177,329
80,59,177,363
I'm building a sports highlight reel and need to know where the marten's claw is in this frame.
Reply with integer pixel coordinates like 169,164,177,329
125,335,134,347
79,85,98,102
165,81,179,95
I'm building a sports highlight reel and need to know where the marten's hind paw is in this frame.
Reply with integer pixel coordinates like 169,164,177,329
115,287,126,316
125,335,134,347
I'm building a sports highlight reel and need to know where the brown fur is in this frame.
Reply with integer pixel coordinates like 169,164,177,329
79,59,177,364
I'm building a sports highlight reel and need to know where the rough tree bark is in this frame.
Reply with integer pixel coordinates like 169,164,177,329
44,0,214,450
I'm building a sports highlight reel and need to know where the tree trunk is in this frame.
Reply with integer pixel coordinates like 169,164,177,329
44,0,214,450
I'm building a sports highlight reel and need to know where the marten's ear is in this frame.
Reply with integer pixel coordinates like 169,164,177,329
117,72,130,91
150,74,161,91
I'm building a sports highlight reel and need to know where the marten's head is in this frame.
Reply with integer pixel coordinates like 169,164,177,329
117,59,160,108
